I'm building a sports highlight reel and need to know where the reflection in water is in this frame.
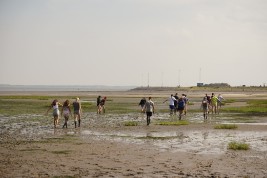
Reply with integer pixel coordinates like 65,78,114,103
202,132,209,140
146,132,153,137
81,129,267,154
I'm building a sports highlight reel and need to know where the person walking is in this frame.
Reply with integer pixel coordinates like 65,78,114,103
98,96,107,114
142,97,155,126
73,97,82,128
217,94,224,113
182,94,189,115
97,96,101,114
173,93,179,114
61,100,72,128
210,93,218,114
201,97,209,120
163,94,177,115
177,97,185,120
138,97,146,112
206,93,212,113
46,99,62,128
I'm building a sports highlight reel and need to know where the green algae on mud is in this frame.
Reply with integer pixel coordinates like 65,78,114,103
136,135,179,140
221,99,267,115
228,141,250,150
1,94,267,118
124,121,139,126
19,148,47,152
51,150,72,155
214,124,238,129
0,95,136,115
156,120,189,126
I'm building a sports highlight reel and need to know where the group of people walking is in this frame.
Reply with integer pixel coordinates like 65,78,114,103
46,97,82,128
163,93,189,119
46,93,224,128
201,93,224,119
139,93,189,125
46,96,107,128
139,93,224,125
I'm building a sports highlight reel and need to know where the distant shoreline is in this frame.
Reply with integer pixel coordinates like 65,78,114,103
0,85,136,92
1,84,267,93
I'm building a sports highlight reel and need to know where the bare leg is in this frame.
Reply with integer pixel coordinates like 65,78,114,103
54,117,57,128
98,106,102,114
170,107,174,115
54,115,59,128
184,105,187,115
74,114,77,128
179,110,183,120
147,116,151,125
78,114,81,127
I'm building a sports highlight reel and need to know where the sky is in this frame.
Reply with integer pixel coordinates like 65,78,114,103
0,0,266,87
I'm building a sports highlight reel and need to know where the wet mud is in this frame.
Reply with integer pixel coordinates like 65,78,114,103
1,112,267,177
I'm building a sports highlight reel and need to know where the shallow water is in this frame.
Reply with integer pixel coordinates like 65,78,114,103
81,128,267,154
1,113,267,155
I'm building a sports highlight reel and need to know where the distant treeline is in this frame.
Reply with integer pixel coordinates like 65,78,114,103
202,83,230,87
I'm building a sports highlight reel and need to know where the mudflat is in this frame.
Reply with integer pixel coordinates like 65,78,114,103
0,90,267,177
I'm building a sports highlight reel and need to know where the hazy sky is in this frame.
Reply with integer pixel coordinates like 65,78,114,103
0,0,266,87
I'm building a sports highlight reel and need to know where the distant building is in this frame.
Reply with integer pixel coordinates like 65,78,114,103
197,83,204,87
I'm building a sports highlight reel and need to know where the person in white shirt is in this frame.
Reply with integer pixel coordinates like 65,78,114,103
217,94,224,114
142,97,155,126
46,99,62,128
163,94,177,115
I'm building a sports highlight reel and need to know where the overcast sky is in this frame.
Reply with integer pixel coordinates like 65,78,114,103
0,0,266,87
